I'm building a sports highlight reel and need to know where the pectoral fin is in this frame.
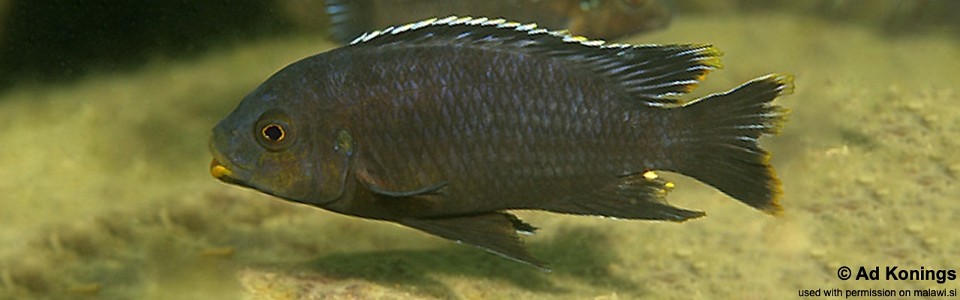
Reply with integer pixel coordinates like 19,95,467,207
399,212,549,271
355,158,449,198
364,180,449,198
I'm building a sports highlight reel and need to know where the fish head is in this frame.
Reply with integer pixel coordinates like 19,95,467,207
209,68,353,206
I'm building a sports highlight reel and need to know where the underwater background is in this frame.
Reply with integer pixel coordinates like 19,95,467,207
1,0,958,299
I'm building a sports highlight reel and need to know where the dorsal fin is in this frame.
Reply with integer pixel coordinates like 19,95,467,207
348,16,722,106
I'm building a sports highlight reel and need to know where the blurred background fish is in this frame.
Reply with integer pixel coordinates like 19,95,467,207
324,0,673,43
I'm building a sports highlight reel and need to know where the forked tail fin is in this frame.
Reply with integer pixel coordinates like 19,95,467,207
667,74,794,214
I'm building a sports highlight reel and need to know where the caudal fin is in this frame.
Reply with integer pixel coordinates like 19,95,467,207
667,74,793,214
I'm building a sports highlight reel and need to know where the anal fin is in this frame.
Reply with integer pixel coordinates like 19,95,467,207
549,171,705,222
399,212,549,271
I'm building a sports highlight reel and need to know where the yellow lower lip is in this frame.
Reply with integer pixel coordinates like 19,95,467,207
210,159,234,180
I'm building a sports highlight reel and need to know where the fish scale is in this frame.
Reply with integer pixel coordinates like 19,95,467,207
359,55,639,211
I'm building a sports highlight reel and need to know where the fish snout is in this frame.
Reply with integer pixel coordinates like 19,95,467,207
210,158,233,180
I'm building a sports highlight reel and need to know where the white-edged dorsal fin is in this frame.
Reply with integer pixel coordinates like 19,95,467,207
348,16,723,106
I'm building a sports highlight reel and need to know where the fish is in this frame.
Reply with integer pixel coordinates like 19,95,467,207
325,0,672,43
209,16,794,270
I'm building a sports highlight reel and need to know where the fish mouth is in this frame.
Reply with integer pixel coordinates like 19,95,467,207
208,135,248,186
209,157,290,201
210,158,245,185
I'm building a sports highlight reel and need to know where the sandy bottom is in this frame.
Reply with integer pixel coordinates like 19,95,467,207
1,11,957,299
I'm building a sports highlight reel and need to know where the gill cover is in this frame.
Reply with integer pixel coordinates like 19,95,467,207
314,129,355,204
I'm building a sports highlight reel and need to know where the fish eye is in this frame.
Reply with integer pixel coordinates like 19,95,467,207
262,124,285,142
254,110,296,151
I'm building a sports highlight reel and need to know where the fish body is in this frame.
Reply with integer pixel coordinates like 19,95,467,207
209,17,793,269
326,0,672,43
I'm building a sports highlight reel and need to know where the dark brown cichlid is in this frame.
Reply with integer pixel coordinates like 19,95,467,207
209,16,793,270
326,0,672,43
